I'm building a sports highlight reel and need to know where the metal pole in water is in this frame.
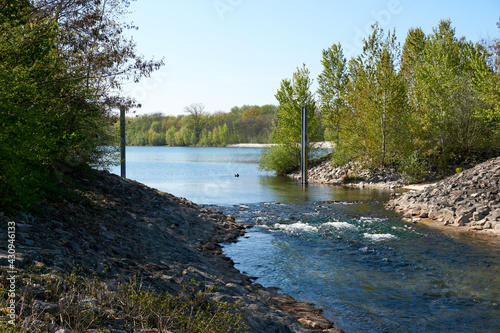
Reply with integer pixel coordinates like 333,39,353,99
120,107,126,178
301,106,308,185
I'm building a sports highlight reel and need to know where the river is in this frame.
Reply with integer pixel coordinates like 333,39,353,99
111,146,500,333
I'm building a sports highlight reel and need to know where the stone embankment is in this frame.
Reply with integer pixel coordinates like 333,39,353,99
0,170,343,332
386,156,500,235
289,159,405,189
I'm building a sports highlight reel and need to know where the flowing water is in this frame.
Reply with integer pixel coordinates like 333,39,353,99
111,146,500,333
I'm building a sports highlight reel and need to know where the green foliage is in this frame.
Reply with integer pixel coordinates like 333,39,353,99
329,143,351,167
342,175,366,183
316,19,500,177
273,64,319,144
260,64,320,174
318,43,348,148
259,144,300,175
468,21,500,140
398,151,430,183
0,2,94,210
120,104,276,147
0,0,162,211
339,24,407,169
403,19,499,169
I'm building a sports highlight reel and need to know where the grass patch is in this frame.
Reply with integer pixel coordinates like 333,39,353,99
341,175,366,183
1,269,248,332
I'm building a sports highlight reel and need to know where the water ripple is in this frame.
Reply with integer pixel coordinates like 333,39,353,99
215,201,500,333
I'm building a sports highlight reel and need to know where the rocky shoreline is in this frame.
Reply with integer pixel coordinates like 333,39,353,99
288,159,406,189
290,155,500,236
386,156,500,236
0,170,343,332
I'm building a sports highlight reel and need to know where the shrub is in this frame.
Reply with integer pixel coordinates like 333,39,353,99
259,144,300,175
398,151,430,183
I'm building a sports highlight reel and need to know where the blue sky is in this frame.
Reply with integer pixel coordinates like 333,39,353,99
124,0,500,116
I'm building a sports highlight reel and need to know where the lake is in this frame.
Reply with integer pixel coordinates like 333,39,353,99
111,146,500,333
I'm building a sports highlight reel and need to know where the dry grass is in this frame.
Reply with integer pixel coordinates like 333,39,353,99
0,269,248,333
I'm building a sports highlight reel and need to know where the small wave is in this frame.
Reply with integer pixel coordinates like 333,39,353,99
363,233,397,241
323,221,358,230
358,216,387,223
273,222,318,233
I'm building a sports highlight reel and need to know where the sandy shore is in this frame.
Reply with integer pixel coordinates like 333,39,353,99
226,143,275,148
402,183,436,191
227,141,334,149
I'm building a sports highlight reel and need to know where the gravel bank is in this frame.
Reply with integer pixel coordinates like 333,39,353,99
386,156,500,236
0,170,343,332
289,159,406,189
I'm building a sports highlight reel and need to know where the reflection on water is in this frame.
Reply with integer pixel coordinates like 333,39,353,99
111,146,394,205
259,176,394,204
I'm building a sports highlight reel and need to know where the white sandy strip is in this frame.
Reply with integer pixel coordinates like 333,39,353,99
402,183,436,191
310,141,335,149
226,141,334,148
226,143,276,148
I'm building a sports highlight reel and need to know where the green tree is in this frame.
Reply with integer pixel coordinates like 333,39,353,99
341,24,407,169
401,27,426,107
241,108,261,120
198,128,211,146
400,27,428,174
118,104,275,147
184,103,206,142
147,121,164,145
0,0,162,210
174,126,195,146
165,126,177,146
219,124,229,146
260,64,318,174
469,19,500,140
412,20,491,167
373,38,408,167
212,126,220,145
261,104,277,115
318,42,348,148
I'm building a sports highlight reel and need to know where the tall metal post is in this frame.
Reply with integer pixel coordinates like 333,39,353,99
120,107,126,178
301,106,308,185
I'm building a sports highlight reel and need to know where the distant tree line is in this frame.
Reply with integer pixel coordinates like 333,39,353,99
120,104,277,146
261,19,500,179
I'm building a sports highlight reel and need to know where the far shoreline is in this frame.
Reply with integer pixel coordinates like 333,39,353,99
226,143,275,148
226,141,334,148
